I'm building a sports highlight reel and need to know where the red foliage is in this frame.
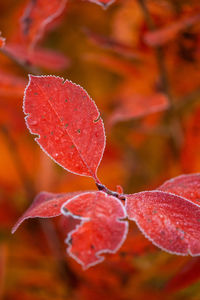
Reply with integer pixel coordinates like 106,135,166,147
165,257,200,292
23,75,105,180
12,191,83,233
18,74,200,269
144,13,200,46
5,44,70,70
1,0,200,297
61,191,128,269
159,173,200,205
84,29,141,59
20,0,67,49
108,93,168,126
126,191,200,256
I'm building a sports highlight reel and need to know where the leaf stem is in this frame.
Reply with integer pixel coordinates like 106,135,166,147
96,182,126,200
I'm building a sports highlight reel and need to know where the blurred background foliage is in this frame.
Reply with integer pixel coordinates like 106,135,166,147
0,0,200,299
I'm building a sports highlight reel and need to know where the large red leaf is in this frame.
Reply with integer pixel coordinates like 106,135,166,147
23,75,105,180
61,191,128,269
159,174,200,206
20,0,67,48
126,191,200,256
11,191,82,233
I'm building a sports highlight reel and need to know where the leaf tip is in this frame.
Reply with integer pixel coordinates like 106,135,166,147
11,227,16,234
11,220,21,234
28,73,34,80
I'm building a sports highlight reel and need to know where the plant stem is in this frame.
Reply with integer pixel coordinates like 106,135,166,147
138,0,173,107
96,182,126,200
137,0,184,152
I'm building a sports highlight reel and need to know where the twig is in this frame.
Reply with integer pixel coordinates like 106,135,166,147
96,182,126,200
137,0,184,152
175,87,200,112
138,0,173,106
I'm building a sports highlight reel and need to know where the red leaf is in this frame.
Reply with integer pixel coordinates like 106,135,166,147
126,191,200,256
20,0,67,48
108,93,168,127
159,173,200,206
58,215,81,238
84,52,137,77
86,0,115,9
61,191,128,269
165,257,200,292
144,13,200,46
84,28,140,59
11,191,82,233
5,44,70,70
23,75,105,180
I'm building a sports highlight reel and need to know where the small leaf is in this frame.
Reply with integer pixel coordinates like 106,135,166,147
84,28,140,59
108,93,168,127
5,44,70,70
23,75,105,180
84,52,136,77
144,14,200,46
11,191,83,233
159,173,200,205
20,0,67,48
61,191,128,269
126,191,200,256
